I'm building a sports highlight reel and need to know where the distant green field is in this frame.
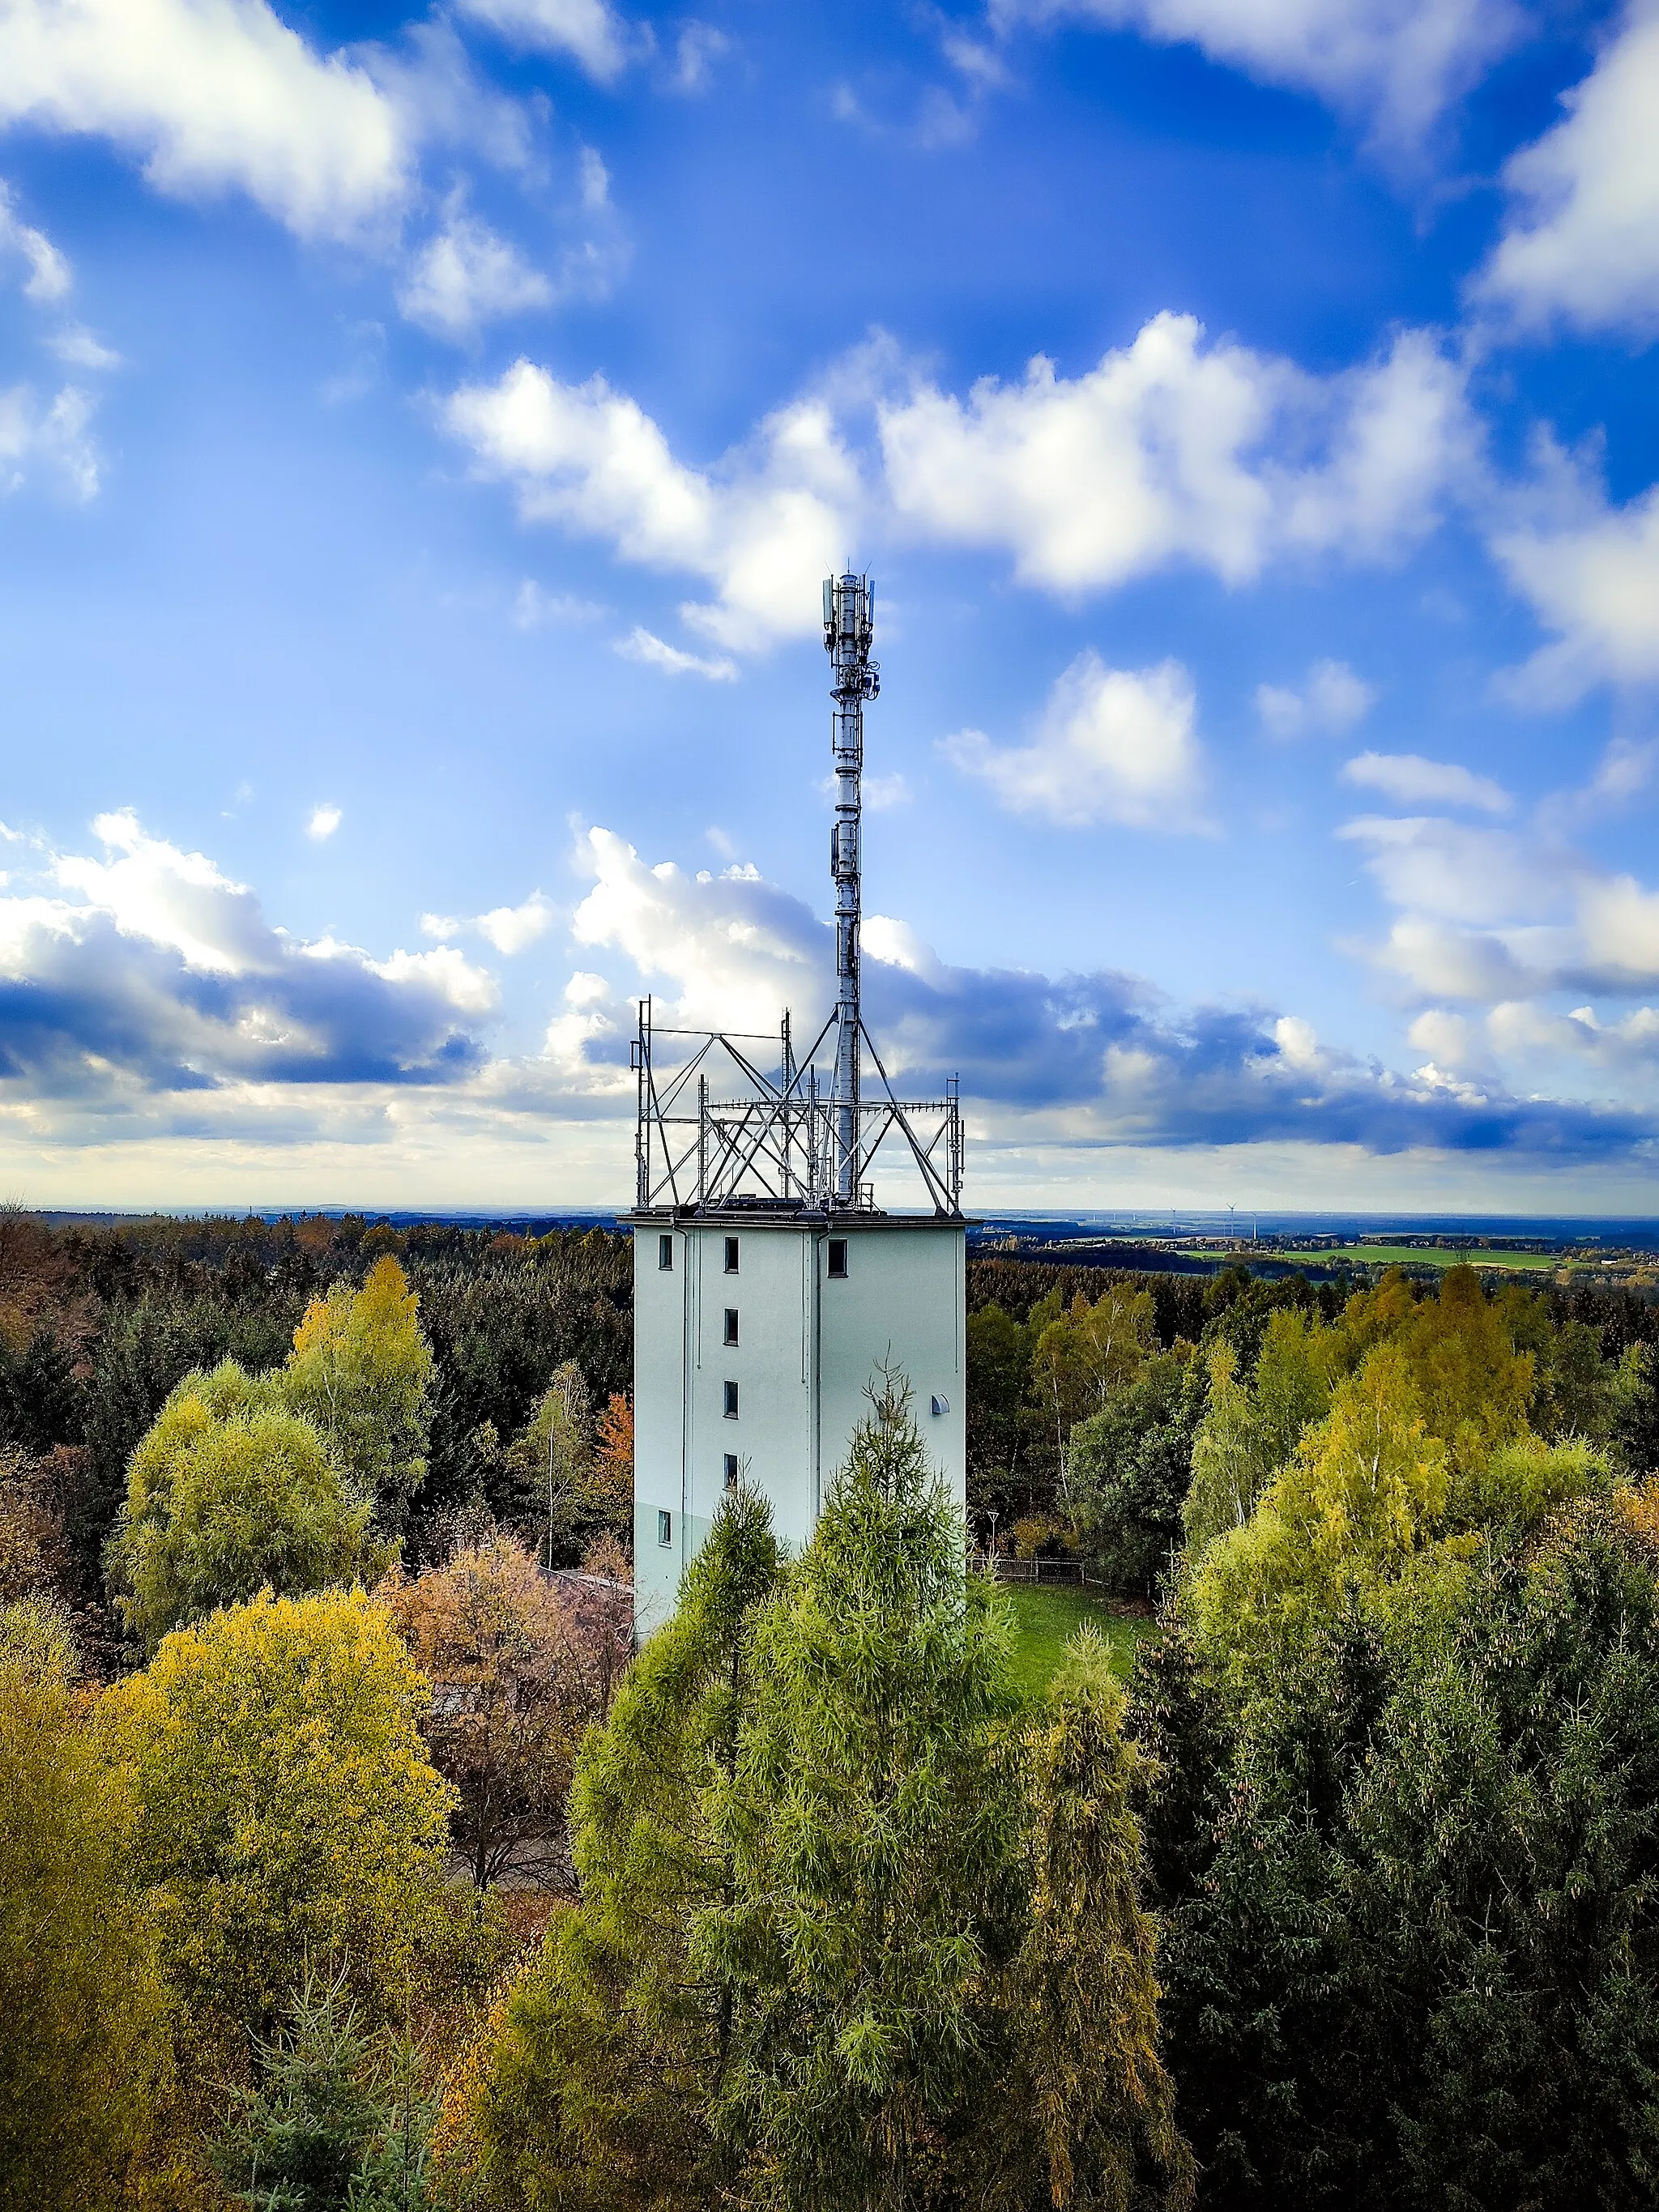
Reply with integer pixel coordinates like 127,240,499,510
997,1583,1149,1701
1278,1242,1561,1272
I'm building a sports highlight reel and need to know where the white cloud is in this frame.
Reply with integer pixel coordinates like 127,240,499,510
0,809,497,1117
880,317,1472,595
397,213,551,340
0,179,70,300
47,324,120,369
864,772,911,812
449,0,627,80
670,20,731,92
0,381,98,499
0,0,409,241
1255,656,1375,739
940,652,1207,830
1340,813,1548,931
1341,752,1511,814
548,824,1648,1168
444,358,861,650
305,803,342,841
446,325,1473,650
569,825,824,1034
1474,2,1659,336
512,579,608,627
420,892,556,954
989,0,1521,144
1488,443,1659,701
476,893,556,954
615,626,738,680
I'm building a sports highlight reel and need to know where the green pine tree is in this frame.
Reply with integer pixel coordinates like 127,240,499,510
459,1482,782,2211
706,1379,1030,2211
211,1968,433,2212
992,1630,1194,2211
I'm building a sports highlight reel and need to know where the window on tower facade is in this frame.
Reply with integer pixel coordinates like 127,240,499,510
723,1307,739,1346
723,1379,739,1418
723,1452,739,1490
828,1238,848,1278
723,1236,740,1274
658,1509,672,1547
659,1234,673,1271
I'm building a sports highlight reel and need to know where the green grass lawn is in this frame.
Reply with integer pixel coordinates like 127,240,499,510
1277,1242,1560,1272
997,1583,1149,1701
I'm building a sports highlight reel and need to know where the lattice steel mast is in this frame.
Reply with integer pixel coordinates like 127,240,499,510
825,572,877,1206
633,571,962,1218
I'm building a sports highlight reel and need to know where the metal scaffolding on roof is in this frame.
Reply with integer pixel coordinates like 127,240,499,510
631,572,964,1219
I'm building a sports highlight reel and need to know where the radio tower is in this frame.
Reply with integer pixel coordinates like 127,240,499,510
823,571,879,1208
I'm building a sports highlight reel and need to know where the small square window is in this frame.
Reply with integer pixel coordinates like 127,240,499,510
828,1238,848,1278
723,1452,739,1490
723,1306,739,1346
657,1508,672,1547
659,1234,673,1271
723,1379,739,1419
723,1236,740,1274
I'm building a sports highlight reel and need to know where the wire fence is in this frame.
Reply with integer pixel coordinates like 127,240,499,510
967,1553,1089,1586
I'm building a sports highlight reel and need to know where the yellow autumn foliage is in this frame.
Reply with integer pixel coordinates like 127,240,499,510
99,1587,458,2037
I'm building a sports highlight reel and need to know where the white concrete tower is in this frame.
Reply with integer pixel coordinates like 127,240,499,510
629,574,966,1631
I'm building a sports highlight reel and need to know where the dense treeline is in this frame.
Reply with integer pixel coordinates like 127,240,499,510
11,1218,1659,2208
0,1211,632,1660
965,1255,1659,1586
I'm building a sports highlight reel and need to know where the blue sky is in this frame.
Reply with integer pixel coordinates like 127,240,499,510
2,0,1659,1211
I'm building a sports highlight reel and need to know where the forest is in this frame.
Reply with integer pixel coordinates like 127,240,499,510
7,1208,1659,2210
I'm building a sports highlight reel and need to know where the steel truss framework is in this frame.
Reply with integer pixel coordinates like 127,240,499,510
631,997,963,1217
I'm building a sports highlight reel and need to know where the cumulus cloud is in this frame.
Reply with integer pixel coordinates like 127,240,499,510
1488,440,1659,702
1474,2,1659,336
397,212,552,339
615,625,738,680
305,803,342,841
1255,656,1375,739
0,0,409,241
1337,799,1659,1106
0,810,495,1112
450,0,629,80
940,653,1207,830
879,318,1473,594
547,823,1652,1162
1341,752,1510,814
442,360,861,650
988,0,1521,144
445,322,1472,653
421,892,556,954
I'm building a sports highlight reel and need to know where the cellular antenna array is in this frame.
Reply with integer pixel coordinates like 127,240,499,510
632,572,963,1217
825,569,877,1206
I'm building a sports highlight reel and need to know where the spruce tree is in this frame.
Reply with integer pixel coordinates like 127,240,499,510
995,1631,1194,2211
706,1382,1030,2211
458,1482,781,2212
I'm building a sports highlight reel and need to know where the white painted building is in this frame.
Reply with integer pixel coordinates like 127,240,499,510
628,573,967,1630
630,1206,966,1630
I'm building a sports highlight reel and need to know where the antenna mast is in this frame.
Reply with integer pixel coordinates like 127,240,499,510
824,570,878,1208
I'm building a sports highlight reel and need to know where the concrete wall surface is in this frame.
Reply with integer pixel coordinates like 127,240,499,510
632,1215,966,1631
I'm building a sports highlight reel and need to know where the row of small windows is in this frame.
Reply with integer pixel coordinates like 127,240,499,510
656,1234,850,1276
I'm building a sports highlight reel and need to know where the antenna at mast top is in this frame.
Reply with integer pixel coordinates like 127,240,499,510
823,571,879,1208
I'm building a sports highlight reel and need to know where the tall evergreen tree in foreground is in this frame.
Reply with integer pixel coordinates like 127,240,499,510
706,1382,1030,2210
446,1481,782,2210
442,1389,1189,2212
